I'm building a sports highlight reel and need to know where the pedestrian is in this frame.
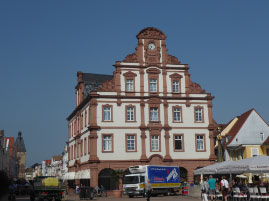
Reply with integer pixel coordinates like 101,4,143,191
95,185,100,195
220,176,229,201
208,175,217,201
145,179,153,201
75,184,80,194
201,177,209,201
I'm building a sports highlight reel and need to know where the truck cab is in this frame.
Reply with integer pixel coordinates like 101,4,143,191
123,173,146,197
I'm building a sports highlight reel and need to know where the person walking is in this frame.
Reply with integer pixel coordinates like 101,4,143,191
145,179,153,201
220,176,229,201
201,177,209,201
208,175,217,201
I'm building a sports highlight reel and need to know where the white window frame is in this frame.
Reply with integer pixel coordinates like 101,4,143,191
172,80,180,93
173,108,181,122
149,79,157,92
151,135,159,151
126,79,134,92
150,108,158,121
196,135,204,151
103,135,112,151
103,107,111,121
127,107,134,121
174,135,183,151
195,108,203,122
127,135,135,151
251,148,259,157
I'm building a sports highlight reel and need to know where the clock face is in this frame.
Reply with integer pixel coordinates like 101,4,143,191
148,43,155,50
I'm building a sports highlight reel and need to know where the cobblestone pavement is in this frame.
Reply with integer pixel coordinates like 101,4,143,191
64,195,202,201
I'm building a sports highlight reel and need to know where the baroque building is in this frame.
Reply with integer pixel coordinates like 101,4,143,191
66,27,216,189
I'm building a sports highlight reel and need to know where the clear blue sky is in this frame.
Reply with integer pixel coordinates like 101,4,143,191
1,1,269,167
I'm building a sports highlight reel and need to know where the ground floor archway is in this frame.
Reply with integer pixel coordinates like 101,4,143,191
98,168,117,190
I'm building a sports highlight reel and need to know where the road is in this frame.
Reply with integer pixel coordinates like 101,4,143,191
0,194,202,201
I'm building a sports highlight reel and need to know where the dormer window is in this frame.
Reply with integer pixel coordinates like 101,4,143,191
149,79,157,92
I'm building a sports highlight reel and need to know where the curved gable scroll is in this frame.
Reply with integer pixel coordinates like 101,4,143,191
123,52,138,63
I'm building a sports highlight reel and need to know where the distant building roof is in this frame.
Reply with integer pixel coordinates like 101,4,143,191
5,137,15,157
14,131,26,152
44,160,51,165
52,155,62,161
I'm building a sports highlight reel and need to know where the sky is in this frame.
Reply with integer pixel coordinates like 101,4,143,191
0,1,269,167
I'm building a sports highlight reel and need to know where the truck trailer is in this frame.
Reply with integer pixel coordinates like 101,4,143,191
31,176,66,201
123,165,180,197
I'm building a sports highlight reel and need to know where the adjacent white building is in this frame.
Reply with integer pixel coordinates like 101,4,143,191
67,27,216,189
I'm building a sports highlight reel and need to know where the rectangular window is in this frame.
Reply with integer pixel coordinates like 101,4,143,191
126,79,134,92
151,136,159,151
251,148,258,157
88,136,90,154
103,106,111,121
174,135,183,151
260,133,264,142
150,108,158,121
126,135,136,151
149,79,157,92
84,138,87,156
195,107,203,122
172,80,180,93
126,107,135,121
266,148,269,156
173,107,181,122
103,135,112,152
196,135,204,151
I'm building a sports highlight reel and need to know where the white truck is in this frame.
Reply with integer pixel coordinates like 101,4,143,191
123,165,180,198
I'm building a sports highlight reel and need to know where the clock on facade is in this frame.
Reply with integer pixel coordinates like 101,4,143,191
148,43,156,50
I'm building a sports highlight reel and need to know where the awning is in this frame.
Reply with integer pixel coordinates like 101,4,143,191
80,170,90,179
74,170,91,179
63,172,75,180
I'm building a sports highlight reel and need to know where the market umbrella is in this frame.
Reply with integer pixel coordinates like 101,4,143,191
194,160,236,175
216,155,269,174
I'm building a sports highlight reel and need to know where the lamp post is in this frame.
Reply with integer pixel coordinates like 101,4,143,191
217,127,223,162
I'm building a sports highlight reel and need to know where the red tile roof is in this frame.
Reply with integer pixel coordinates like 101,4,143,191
263,136,269,145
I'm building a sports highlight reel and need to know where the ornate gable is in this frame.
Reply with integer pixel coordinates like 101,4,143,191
189,82,206,94
123,52,138,63
166,54,181,65
136,27,166,40
97,79,116,92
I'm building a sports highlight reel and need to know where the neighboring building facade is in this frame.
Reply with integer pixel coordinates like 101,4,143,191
0,130,6,171
5,137,17,179
62,145,69,180
41,160,51,176
51,155,63,178
221,108,269,161
14,131,27,179
67,27,216,189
